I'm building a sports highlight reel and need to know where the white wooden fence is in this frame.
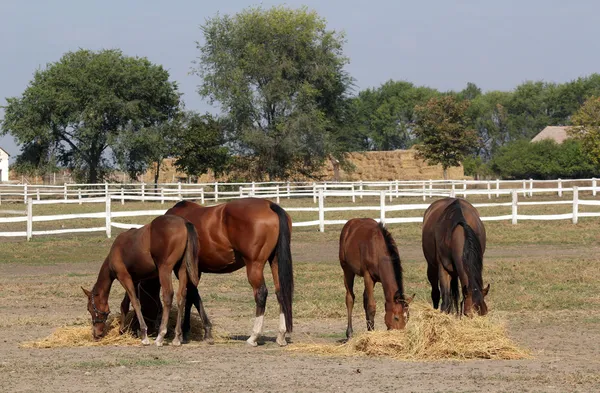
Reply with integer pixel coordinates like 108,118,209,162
1,178,599,204
1,186,599,240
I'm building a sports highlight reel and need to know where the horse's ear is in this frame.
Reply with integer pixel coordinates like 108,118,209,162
482,284,490,297
405,293,416,304
81,287,91,298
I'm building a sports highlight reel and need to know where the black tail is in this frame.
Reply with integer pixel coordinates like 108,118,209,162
184,221,199,287
377,223,404,298
450,276,459,313
270,203,294,333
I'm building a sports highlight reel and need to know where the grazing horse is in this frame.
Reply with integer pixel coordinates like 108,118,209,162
82,215,199,346
162,198,294,347
339,218,414,339
422,197,490,316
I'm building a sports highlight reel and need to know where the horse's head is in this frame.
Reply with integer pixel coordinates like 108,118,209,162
81,287,110,339
463,284,490,316
385,292,415,330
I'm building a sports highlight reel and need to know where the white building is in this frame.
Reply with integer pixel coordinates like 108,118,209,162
0,147,9,182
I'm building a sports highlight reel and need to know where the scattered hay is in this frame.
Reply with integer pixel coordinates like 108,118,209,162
21,310,217,349
288,303,530,361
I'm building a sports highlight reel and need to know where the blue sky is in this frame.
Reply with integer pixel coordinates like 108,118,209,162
2,0,600,159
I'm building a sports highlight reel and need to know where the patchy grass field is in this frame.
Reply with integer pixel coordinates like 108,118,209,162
1,195,600,392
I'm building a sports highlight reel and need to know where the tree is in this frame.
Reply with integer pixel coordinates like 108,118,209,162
194,5,352,180
1,49,180,183
413,96,478,179
568,96,600,166
171,112,230,179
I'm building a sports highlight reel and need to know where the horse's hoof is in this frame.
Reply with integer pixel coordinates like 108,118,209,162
141,338,150,346
155,339,163,347
276,337,287,347
246,338,258,347
172,338,181,347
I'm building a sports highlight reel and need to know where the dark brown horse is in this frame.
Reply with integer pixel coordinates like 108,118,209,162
82,214,199,346
422,197,490,316
162,198,293,347
339,218,414,339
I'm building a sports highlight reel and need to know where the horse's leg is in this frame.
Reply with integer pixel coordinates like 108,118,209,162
268,256,288,347
119,293,130,334
363,274,376,331
438,262,453,314
155,265,174,347
172,263,188,347
427,263,441,309
343,268,356,340
246,262,268,347
118,274,150,345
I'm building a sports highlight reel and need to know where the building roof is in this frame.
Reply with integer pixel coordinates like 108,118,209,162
0,147,10,156
531,126,570,144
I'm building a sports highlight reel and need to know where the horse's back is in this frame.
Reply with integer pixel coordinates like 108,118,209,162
339,218,382,276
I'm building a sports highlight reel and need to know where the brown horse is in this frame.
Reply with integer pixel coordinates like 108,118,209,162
339,218,414,339
162,198,294,347
82,214,199,346
422,197,490,316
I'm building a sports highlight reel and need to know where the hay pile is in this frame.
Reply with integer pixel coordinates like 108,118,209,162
288,303,530,361
21,311,213,349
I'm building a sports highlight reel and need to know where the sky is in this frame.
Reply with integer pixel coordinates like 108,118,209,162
2,0,600,160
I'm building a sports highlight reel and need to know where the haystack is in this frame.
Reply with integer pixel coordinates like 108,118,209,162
288,303,530,361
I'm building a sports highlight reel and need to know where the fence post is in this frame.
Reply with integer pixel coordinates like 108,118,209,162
422,183,426,201
78,189,82,205
177,182,182,199
593,178,597,197
36,189,40,201
200,187,205,205
351,184,356,203
23,184,28,203
486,181,491,199
104,182,109,198
64,184,68,200
276,185,280,204
239,186,243,198
160,187,165,205
511,190,518,225
313,182,317,204
388,183,393,202
214,182,219,202
359,181,364,199
120,188,125,205
27,198,33,241
529,178,533,197
450,185,456,198
522,181,527,197
395,180,399,198
141,183,145,203
318,189,325,233
428,179,433,198
105,196,111,238
462,180,467,198
496,179,500,198
251,181,256,197
557,178,562,197
287,181,291,199
380,190,386,226
573,186,579,224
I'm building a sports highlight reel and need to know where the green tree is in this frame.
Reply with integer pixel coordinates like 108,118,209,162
171,112,230,179
194,5,352,180
1,49,180,183
413,96,478,179
568,96,600,166
467,91,512,159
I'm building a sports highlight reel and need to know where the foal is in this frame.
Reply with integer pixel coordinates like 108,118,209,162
82,214,199,346
339,218,414,339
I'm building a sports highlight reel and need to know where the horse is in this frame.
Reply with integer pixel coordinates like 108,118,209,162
339,218,414,339
160,197,294,347
82,214,199,346
421,197,490,316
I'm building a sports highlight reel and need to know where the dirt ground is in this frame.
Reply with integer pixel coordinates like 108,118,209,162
1,240,600,393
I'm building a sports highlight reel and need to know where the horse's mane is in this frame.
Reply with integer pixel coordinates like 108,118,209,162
378,223,404,298
441,199,484,302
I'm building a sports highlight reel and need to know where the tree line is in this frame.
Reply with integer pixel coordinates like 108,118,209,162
2,5,600,183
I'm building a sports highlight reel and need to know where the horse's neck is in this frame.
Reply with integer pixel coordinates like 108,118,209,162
93,259,114,301
378,256,400,302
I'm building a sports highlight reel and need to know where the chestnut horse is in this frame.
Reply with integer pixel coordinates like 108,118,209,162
82,214,199,346
163,198,294,347
422,197,490,316
339,218,414,339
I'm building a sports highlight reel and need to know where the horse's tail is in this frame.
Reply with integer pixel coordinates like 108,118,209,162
184,221,200,287
270,203,294,333
450,276,460,314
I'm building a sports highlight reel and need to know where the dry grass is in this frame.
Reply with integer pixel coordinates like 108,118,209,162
288,303,530,361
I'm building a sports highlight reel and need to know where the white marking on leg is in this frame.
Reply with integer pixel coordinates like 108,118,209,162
246,315,264,347
276,311,287,346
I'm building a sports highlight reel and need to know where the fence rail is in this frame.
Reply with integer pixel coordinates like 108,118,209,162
0,185,597,240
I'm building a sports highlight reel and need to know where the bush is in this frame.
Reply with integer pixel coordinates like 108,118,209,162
489,139,599,179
